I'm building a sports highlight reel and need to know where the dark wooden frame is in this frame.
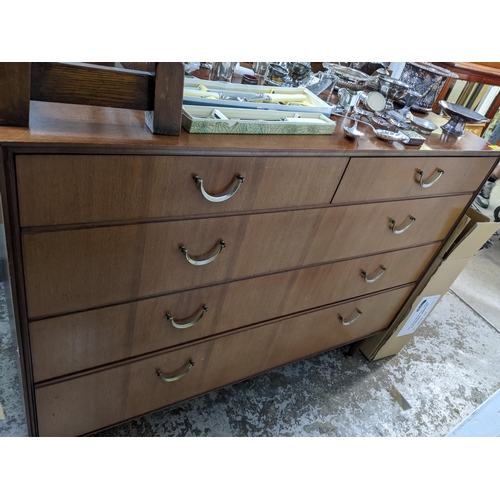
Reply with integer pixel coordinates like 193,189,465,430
0,62,184,135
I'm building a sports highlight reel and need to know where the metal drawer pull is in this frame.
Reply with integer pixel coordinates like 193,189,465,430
390,216,416,234
166,305,208,329
417,168,444,188
157,360,195,383
361,266,387,283
180,240,226,266
193,174,245,202
339,309,362,326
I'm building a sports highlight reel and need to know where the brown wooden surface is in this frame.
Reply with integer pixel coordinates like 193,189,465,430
0,148,37,435
433,62,500,86
35,284,413,436
333,156,496,204
16,155,348,227
22,196,469,318
30,62,154,111
30,243,438,382
120,63,156,72
145,62,184,135
2,75,499,437
0,63,31,127
0,101,496,156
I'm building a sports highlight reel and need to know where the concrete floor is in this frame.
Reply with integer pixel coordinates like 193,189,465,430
1,188,499,437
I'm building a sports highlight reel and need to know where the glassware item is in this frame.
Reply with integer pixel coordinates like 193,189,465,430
337,88,362,115
252,62,268,77
264,63,290,86
398,89,422,121
209,62,237,82
241,74,258,85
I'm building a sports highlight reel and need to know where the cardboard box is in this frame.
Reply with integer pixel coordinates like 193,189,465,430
361,208,500,361
183,77,332,116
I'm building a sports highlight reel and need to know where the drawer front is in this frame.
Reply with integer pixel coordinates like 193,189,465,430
333,156,495,203
16,155,348,227
30,244,439,381
35,285,413,436
22,196,468,317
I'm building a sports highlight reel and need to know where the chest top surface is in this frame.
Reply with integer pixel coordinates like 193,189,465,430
0,101,497,157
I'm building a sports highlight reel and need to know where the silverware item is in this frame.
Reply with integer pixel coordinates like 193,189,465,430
409,115,438,135
306,75,334,95
439,100,489,137
209,62,237,82
343,116,365,139
400,129,426,146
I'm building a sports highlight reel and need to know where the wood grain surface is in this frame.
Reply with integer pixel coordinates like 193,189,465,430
16,154,349,227
30,62,154,110
30,243,439,381
0,63,31,127
0,101,497,157
22,196,469,318
333,156,496,203
145,62,184,135
35,285,413,436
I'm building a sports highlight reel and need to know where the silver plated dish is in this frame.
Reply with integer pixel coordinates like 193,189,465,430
373,129,408,142
409,115,438,134
399,62,459,112
439,100,489,137
322,63,371,91
370,115,391,129
400,129,426,146
378,75,410,109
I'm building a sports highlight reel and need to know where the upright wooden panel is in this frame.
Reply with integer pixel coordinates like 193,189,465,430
22,196,469,318
0,148,38,435
0,63,31,127
145,62,184,135
30,62,154,110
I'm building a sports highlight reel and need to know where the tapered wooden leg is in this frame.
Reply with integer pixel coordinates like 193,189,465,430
0,63,31,127
346,340,364,357
145,62,184,135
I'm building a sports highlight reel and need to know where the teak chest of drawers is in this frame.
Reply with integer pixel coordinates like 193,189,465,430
1,102,498,436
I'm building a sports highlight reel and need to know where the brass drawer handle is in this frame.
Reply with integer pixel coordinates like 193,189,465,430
166,305,208,329
417,169,444,188
180,240,226,266
390,216,416,234
157,360,195,383
339,309,362,326
193,174,245,202
361,266,387,283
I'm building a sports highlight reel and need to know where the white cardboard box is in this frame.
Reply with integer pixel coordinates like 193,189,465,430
361,208,500,361
183,77,332,116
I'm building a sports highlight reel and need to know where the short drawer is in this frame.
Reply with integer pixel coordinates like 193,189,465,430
35,285,413,436
30,243,439,381
22,195,468,317
16,155,348,227
333,156,495,203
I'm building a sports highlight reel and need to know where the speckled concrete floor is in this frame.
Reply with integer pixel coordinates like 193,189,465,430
453,185,500,330
1,280,499,437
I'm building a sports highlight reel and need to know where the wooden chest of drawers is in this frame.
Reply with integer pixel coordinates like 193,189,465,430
1,102,498,436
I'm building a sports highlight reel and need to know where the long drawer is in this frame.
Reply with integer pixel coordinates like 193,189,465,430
30,244,439,382
34,285,413,436
333,156,495,203
16,155,348,227
22,196,469,317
